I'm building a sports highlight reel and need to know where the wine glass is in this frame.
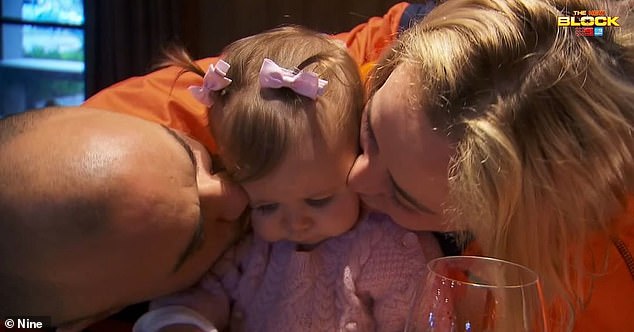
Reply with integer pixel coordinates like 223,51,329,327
404,255,547,332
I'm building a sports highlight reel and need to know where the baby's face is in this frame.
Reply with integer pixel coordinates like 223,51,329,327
242,140,359,247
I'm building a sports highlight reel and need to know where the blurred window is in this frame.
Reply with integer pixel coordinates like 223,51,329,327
1,0,85,117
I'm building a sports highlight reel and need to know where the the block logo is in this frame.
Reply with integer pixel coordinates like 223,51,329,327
558,10,619,37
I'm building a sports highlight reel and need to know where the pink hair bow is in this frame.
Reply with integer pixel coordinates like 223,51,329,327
259,58,328,100
188,60,232,107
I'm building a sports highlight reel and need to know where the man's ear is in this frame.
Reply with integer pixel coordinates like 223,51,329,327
55,308,122,332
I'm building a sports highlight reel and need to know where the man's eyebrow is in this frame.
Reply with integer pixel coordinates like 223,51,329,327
160,125,198,173
173,214,205,272
389,173,436,215
159,125,204,271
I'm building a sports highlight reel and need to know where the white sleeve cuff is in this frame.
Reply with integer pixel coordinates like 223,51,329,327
132,305,218,332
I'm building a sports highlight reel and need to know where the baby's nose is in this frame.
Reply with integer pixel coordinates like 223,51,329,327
286,214,313,233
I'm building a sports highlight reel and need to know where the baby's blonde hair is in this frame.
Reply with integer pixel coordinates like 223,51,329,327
169,26,363,182
372,0,634,328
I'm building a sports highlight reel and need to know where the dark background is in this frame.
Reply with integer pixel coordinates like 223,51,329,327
84,0,407,98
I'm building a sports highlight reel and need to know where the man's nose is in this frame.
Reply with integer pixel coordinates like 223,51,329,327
219,182,249,221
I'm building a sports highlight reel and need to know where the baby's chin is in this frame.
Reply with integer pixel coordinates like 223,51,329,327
293,224,360,251
295,241,322,252
292,235,328,250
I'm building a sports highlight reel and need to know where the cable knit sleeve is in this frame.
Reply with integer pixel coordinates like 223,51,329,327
137,276,230,331
137,235,257,332
352,213,443,332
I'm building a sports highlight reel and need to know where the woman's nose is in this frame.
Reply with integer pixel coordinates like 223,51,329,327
348,152,384,195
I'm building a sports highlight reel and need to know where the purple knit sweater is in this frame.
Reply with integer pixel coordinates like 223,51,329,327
152,213,442,332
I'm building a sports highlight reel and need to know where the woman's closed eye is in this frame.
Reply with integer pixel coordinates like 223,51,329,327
252,203,279,215
361,103,378,152
390,190,417,212
305,196,333,208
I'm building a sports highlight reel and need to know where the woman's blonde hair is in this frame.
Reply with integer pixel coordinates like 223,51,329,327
372,0,634,328
168,26,363,182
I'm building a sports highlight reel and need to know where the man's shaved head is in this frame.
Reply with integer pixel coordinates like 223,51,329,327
0,107,247,326
1,108,130,239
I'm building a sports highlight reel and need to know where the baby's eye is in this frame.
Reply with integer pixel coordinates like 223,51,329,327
252,203,279,214
305,196,333,208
